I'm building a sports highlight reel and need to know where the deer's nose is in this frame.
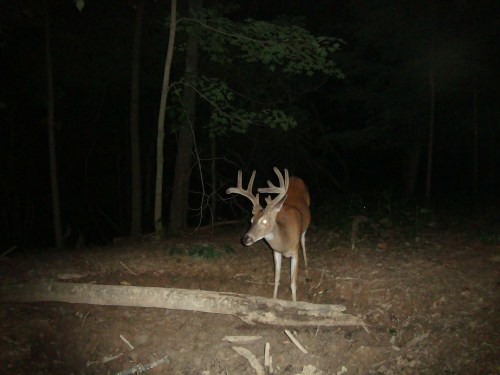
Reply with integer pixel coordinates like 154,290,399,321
242,234,254,246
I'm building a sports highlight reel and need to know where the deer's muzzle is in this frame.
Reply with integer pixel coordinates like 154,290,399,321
242,233,255,246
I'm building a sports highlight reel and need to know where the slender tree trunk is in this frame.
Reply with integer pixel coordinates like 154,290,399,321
404,140,421,198
130,0,144,236
44,0,63,249
144,154,153,229
210,136,217,226
154,0,178,235
168,0,202,232
472,69,478,198
116,127,125,232
144,124,158,231
425,53,435,206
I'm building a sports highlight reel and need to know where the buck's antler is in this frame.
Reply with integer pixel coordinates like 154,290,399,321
258,167,289,208
226,170,262,214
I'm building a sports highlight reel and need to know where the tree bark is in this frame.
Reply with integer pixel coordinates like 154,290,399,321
130,0,144,236
210,136,217,226
168,0,202,231
425,50,435,206
404,139,421,198
0,282,365,329
154,0,178,235
472,69,478,198
44,0,63,249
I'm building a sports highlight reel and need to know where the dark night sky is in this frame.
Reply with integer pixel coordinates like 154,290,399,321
0,0,498,248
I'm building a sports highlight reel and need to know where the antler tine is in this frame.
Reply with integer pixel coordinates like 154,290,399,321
237,170,243,189
257,167,289,208
282,167,289,191
226,170,262,213
273,166,284,189
247,170,256,192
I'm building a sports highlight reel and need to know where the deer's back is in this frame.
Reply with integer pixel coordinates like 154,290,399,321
281,177,310,232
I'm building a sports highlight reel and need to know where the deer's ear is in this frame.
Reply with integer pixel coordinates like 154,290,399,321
272,194,287,212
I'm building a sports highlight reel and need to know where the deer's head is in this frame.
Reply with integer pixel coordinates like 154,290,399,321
227,168,289,246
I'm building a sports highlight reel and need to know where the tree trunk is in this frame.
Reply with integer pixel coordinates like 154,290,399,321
154,0,178,235
425,52,435,206
210,136,217,226
168,0,202,232
0,282,366,329
44,0,63,249
130,0,144,236
472,69,478,198
404,138,421,198
116,127,125,232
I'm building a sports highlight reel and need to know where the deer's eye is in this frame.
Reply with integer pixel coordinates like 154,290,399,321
262,219,268,225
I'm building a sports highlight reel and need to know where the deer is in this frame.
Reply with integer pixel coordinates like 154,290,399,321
227,167,311,301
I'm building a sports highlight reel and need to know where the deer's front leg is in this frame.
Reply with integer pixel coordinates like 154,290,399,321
273,251,282,299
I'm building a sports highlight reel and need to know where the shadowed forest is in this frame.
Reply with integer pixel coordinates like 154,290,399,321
1,0,498,248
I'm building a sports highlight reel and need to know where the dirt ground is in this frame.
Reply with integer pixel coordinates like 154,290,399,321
0,221,498,374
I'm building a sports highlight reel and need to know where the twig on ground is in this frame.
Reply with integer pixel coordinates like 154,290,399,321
114,354,170,375
57,273,89,280
232,346,265,375
120,334,134,350
310,268,325,291
223,335,262,343
81,310,90,328
246,280,274,286
284,329,308,354
120,261,138,276
102,352,123,364
265,342,273,374
1,245,17,258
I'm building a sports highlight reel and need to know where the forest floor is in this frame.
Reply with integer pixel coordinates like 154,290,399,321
0,217,499,374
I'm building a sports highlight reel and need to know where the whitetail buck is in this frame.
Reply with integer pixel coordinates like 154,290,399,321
227,167,311,301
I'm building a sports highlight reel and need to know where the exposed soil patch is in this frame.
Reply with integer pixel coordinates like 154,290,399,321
1,224,498,374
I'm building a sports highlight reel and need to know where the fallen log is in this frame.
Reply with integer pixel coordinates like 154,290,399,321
0,282,365,329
